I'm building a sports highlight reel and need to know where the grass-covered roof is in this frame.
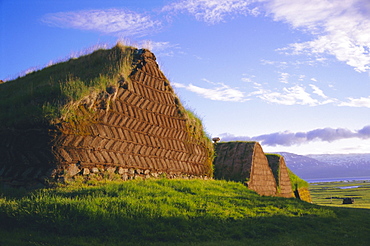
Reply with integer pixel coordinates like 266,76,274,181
0,43,135,128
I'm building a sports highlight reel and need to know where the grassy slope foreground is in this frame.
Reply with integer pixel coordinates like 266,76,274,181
1,179,370,246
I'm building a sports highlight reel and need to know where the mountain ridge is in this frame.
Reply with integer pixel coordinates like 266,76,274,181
275,152,370,180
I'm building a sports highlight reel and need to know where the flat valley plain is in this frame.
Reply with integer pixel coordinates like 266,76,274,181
310,180,370,209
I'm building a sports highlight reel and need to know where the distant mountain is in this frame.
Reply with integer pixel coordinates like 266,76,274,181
307,154,370,168
275,152,370,180
276,152,324,169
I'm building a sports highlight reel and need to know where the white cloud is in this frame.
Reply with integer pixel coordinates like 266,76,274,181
173,81,247,102
261,58,322,68
162,0,370,72
339,96,370,108
260,59,275,65
173,74,341,106
278,72,289,83
175,76,370,108
241,77,253,83
265,0,370,72
219,125,370,147
309,84,327,99
42,9,161,37
162,0,258,24
139,40,180,54
257,85,320,106
253,81,370,107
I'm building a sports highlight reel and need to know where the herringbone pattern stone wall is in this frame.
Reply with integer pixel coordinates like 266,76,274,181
54,50,210,176
0,48,213,186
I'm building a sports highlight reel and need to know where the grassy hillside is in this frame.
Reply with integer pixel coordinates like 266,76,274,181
1,179,370,246
288,168,309,189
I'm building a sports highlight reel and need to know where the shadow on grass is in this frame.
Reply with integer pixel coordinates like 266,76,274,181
1,206,370,246
0,214,337,244
2,180,370,245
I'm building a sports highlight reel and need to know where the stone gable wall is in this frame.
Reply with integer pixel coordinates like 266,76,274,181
213,141,254,181
213,141,311,200
214,142,277,196
0,49,213,187
266,155,294,198
248,143,277,196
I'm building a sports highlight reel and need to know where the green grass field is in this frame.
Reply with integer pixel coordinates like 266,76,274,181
310,180,370,209
1,179,370,245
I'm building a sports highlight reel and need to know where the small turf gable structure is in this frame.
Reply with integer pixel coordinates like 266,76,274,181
0,44,214,187
265,154,294,198
213,141,277,196
213,141,311,201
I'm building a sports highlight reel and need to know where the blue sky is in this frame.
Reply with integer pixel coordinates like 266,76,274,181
1,0,370,155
